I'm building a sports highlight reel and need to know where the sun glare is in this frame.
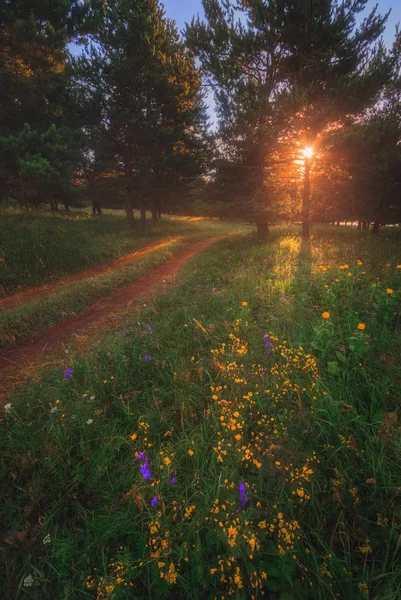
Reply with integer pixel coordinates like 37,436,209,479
302,146,314,159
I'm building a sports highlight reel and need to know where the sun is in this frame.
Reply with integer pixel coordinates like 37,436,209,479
302,146,314,159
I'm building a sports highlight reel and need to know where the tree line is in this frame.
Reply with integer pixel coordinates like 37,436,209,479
1,0,400,237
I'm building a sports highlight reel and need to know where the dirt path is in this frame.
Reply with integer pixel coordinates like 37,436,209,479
0,236,183,311
0,237,221,396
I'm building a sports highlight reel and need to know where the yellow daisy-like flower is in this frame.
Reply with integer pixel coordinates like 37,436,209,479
297,489,305,498
357,260,363,266
322,311,330,320
357,323,366,331
130,433,137,441
188,449,194,456
241,301,248,307
386,288,393,295
397,265,401,269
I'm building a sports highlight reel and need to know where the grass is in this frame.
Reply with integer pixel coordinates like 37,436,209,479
0,237,193,346
0,206,239,296
1,226,400,599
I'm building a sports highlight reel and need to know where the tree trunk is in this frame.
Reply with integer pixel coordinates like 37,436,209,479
302,158,311,239
92,200,102,216
158,206,162,220
151,198,158,226
64,202,70,213
372,220,380,235
256,221,268,241
336,221,340,226
125,192,135,228
357,221,361,230
140,195,146,225
124,162,135,228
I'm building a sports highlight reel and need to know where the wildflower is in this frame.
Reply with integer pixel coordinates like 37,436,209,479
123,328,129,334
296,489,305,498
151,495,159,507
130,433,137,441
86,419,93,425
239,482,248,509
4,403,12,413
90,395,95,400
386,288,393,295
357,260,363,266
145,355,152,361
63,368,74,379
358,582,368,595
397,265,401,269
43,534,51,545
264,333,273,355
357,323,366,331
280,293,286,302
188,449,194,456
322,311,330,320
170,477,176,486
23,575,34,588
140,459,152,481
50,407,58,414
241,301,248,307
147,326,153,334
136,451,145,460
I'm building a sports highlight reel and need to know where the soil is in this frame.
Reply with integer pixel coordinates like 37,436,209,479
0,237,183,311
0,237,220,397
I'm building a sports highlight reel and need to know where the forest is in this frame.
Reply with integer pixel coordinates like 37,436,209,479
1,0,401,236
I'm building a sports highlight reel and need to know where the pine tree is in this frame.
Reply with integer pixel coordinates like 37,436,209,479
72,0,208,227
186,0,393,239
0,0,89,207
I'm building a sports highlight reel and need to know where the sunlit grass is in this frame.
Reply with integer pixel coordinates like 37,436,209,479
1,227,400,599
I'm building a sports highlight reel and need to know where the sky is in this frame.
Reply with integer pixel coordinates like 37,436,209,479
160,0,400,126
162,0,400,47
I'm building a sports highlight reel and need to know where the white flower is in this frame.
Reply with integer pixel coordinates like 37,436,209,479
89,395,95,401
82,393,88,398
86,419,93,425
23,575,34,588
50,407,58,414
4,403,12,413
43,534,51,545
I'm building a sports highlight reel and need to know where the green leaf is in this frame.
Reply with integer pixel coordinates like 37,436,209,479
327,361,341,376
335,351,346,363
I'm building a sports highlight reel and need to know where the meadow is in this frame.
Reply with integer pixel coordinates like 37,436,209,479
1,224,400,600
0,207,234,296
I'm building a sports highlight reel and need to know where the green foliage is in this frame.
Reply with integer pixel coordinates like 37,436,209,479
1,226,400,598
71,0,209,221
0,0,87,206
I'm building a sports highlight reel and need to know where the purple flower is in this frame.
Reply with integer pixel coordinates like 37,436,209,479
280,293,286,302
170,477,176,486
140,460,152,481
63,368,74,379
144,355,152,361
147,326,153,335
123,328,129,335
136,452,145,461
151,495,158,507
264,334,273,356
239,481,248,509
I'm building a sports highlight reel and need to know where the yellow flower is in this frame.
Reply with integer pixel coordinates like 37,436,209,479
322,311,330,320
296,489,305,498
130,433,137,441
347,272,352,277
386,288,393,295
191,356,195,361
188,449,194,456
357,323,366,331
357,260,363,266
397,265,401,269
241,301,248,307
